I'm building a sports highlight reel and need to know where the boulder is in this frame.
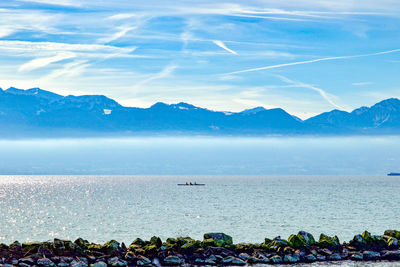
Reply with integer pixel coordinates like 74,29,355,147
102,240,120,254
381,250,400,260
269,255,282,264
136,256,151,266
107,257,127,267
37,258,55,267
74,238,89,250
90,261,107,267
304,254,317,263
350,252,363,261
384,230,400,240
203,233,233,247
149,237,162,248
328,253,341,261
221,256,246,266
163,256,184,266
283,254,300,263
363,251,380,260
318,234,340,250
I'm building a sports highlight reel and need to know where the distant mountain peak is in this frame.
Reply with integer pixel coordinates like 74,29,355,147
0,86,399,136
240,106,267,115
5,87,63,101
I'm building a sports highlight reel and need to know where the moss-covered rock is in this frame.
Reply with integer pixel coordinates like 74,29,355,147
149,236,162,248
143,244,157,255
203,233,233,247
22,242,43,253
131,238,145,247
74,238,90,250
87,244,102,251
318,234,340,250
102,240,120,254
384,230,400,240
288,234,303,249
202,238,216,248
181,240,201,251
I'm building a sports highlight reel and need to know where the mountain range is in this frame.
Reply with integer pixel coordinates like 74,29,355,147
1,87,400,137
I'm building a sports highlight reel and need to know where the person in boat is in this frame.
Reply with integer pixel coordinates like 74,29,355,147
194,182,197,185
186,182,189,185
190,182,193,185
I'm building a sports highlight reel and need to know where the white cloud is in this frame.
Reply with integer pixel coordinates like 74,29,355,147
19,52,76,72
212,40,238,55
41,60,91,81
133,65,178,88
276,75,346,110
97,26,137,44
17,0,82,7
352,82,373,86
227,48,400,74
107,13,137,20
0,40,135,58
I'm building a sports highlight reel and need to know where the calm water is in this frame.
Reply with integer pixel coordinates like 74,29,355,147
1,175,399,245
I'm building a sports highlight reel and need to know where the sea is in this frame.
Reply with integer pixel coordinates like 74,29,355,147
1,136,400,266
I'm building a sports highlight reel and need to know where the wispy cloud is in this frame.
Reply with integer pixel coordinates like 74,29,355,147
0,40,135,57
17,0,82,7
41,60,90,81
107,13,137,20
226,48,400,74
276,75,346,110
352,82,374,86
212,40,238,55
133,64,178,88
97,26,137,44
19,52,76,72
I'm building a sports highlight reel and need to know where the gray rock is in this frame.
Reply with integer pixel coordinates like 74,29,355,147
19,258,35,265
70,260,88,267
208,255,217,262
382,250,400,260
238,253,250,261
283,254,300,263
328,253,341,261
90,261,107,267
194,258,204,264
107,257,128,267
61,258,73,264
350,252,363,261
37,259,55,267
269,255,282,264
57,260,70,267
221,256,245,266
136,256,151,266
363,251,381,260
304,254,317,263
163,256,183,266
315,254,326,261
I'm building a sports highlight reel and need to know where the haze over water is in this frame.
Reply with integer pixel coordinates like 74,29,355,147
0,136,399,175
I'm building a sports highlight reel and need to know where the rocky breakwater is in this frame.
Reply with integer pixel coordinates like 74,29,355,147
1,230,400,266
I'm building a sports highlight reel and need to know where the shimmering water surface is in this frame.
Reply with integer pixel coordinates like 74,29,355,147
1,175,399,245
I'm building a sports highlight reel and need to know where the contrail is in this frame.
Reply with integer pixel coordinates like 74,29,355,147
226,48,400,74
213,40,238,55
276,75,346,110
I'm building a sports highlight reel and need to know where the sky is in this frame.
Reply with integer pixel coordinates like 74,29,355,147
0,1,400,118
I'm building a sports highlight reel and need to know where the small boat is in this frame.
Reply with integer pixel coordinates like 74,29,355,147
388,173,400,176
177,182,205,186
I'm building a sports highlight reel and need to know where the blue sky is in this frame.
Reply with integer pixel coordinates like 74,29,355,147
1,0,400,118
